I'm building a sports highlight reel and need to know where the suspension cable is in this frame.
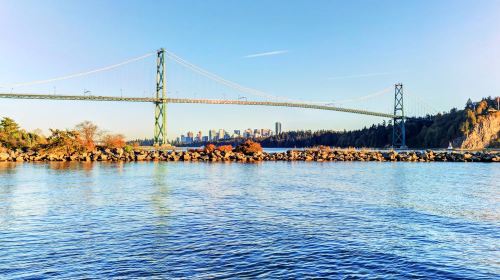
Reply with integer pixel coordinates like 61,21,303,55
305,87,392,105
165,50,295,102
405,90,440,116
0,52,155,88
166,50,395,108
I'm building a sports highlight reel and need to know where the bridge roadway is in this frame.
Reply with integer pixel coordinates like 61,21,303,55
0,92,395,118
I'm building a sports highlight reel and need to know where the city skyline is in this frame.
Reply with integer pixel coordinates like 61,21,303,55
0,2,498,278
177,123,280,144
1,1,499,140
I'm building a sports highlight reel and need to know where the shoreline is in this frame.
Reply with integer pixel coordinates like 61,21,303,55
1,149,498,163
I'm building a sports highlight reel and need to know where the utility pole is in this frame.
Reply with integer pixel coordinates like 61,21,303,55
154,48,167,146
392,83,406,149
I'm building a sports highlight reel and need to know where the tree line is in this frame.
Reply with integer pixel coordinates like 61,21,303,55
174,96,498,149
0,119,129,153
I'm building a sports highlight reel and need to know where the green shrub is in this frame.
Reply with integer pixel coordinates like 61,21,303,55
124,145,134,153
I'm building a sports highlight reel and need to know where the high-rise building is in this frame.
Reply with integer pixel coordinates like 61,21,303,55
181,134,193,144
209,129,217,141
234,130,241,137
275,122,282,135
261,128,272,137
196,131,202,142
253,130,261,138
243,128,253,138
186,131,194,143
218,129,225,140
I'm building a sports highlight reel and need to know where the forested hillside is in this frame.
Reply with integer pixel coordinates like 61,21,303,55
183,97,499,149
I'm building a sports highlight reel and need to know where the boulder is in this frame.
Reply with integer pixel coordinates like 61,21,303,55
113,148,124,156
0,152,9,161
136,154,147,161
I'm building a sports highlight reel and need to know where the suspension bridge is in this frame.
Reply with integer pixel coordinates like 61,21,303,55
0,48,432,148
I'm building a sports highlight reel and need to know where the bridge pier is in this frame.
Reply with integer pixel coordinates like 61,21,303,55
392,83,407,149
154,48,167,146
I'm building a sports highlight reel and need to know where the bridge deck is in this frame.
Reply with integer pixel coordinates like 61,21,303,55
0,93,395,118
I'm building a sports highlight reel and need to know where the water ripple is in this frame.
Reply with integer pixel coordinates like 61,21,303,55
0,162,499,279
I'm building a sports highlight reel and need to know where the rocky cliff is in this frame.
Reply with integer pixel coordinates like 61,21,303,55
459,111,500,149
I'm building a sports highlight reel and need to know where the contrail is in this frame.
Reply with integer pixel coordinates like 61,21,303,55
244,50,289,58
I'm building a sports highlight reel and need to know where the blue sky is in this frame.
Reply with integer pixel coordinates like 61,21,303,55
1,0,499,140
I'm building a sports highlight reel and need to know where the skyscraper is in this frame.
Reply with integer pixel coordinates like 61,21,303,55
209,129,217,141
275,122,282,135
186,131,194,143
218,129,225,140
243,129,253,138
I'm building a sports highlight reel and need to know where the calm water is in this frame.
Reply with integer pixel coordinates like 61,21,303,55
0,162,499,279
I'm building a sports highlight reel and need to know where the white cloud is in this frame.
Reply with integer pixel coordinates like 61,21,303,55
244,50,289,58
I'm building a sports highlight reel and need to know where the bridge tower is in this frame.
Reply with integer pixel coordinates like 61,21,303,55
154,48,167,146
392,83,406,149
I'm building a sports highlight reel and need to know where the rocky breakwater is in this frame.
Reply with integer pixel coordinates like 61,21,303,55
0,148,499,163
